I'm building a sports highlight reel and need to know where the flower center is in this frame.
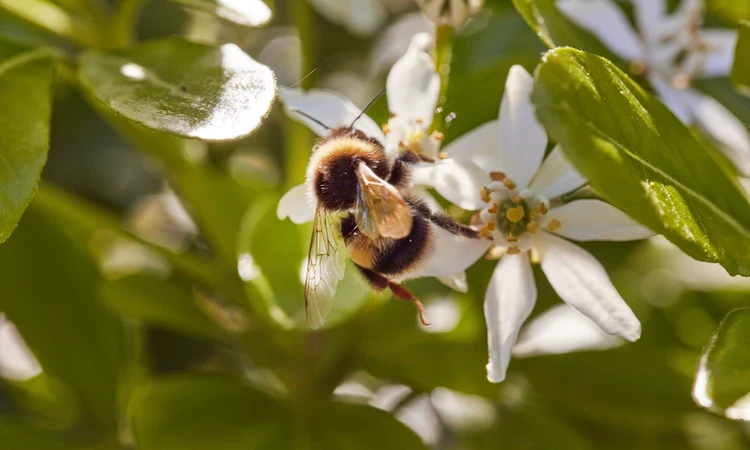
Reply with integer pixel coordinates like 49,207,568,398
477,172,561,255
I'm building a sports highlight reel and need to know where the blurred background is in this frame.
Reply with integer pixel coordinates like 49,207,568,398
2,0,750,448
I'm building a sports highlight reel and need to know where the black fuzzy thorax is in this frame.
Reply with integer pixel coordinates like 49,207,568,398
312,127,390,211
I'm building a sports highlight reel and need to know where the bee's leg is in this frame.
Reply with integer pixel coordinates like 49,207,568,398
429,211,480,239
388,150,421,189
355,265,430,326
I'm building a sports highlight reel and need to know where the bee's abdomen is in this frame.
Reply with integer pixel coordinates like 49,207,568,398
372,213,431,277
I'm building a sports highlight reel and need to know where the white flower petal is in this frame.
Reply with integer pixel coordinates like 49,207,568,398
557,0,644,62
410,160,491,210
496,66,548,189
277,183,315,224
683,89,750,176
437,272,468,293
484,254,537,383
698,30,737,78
536,232,641,341
513,304,623,357
631,0,667,43
408,226,490,279
278,88,386,141
548,200,654,241
442,120,499,168
527,144,587,198
0,315,42,381
649,75,694,124
386,33,440,125
653,0,703,44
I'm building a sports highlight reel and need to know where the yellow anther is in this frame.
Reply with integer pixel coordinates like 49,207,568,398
529,209,538,220
439,151,448,159
415,117,424,124
511,195,523,204
527,221,540,234
547,219,562,232
506,205,525,223
506,232,518,243
503,178,517,190
537,203,548,215
487,203,499,214
480,187,492,203
490,171,506,181
507,246,522,255
431,131,445,142
479,228,493,239
629,60,646,76
486,246,506,260
381,123,391,135
485,221,496,231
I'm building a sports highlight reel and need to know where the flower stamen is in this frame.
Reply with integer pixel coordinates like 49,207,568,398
507,246,521,255
547,219,562,232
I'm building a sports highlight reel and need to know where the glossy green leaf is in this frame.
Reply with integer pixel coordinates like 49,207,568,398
732,21,750,97
78,38,276,141
694,308,750,420
0,0,97,46
0,191,127,431
100,274,231,341
169,0,272,27
511,0,617,60
533,47,750,276
0,40,55,245
129,375,426,450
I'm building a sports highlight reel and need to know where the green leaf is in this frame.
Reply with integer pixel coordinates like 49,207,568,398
532,47,750,276
731,21,750,97
707,1,750,25
78,38,276,141
0,0,98,46
129,375,426,450
694,308,750,420
0,40,54,245
0,189,128,431
100,274,231,341
168,0,272,27
511,0,617,59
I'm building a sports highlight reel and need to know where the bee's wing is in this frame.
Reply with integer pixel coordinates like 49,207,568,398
354,162,413,239
305,206,347,329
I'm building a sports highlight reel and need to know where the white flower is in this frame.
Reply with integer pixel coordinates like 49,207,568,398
416,0,484,29
0,314,41,381
557,0,750,176
307,0,388,37
418,66,653,383
275,33,488,292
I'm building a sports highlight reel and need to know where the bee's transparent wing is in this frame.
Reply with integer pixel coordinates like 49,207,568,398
305,207,347,329
354,161,413,239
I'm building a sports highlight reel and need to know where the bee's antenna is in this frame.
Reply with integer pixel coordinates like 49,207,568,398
289,108,331,130
350,88,386,128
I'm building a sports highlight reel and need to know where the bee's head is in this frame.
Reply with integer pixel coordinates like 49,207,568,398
308,128,390,211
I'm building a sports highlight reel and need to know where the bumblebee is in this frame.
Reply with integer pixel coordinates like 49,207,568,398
295,106,479,329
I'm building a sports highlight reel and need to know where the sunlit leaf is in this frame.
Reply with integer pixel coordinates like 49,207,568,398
533,47,750,276
0,0,97,46
78,38,276,141
731,21,750,97
169,0,273,27
694,308,750,420
0,40,55,245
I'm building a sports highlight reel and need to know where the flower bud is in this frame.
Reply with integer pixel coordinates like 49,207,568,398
416,0,483,29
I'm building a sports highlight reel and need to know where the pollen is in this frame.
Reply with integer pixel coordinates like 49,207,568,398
479,228,493,239
485,220,496,231
431,131,445,142
538,203,548,215
503,178,517,190
511,195,524,204
506,206,525,223
439,151,448,159
381,123,391,135
490,171,506,181
629,60,646,76
527,221,540,234
507,246,522,255
480,187,492,203
547,219,562,232
487,203,499,214
506,232,517,243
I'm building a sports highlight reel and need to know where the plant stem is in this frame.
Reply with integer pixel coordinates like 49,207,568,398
110,0,146,48
431,25,455,133
285,0,316,188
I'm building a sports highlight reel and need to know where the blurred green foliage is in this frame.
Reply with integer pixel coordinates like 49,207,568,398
0,0,749,449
